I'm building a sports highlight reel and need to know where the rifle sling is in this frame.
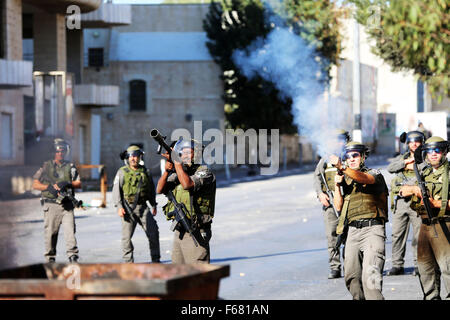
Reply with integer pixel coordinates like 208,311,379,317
437,161,450,244
336,184,355,235
438,161,448,218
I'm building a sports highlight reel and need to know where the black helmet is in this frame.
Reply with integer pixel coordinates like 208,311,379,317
173,138,204,165
423,136,449,152
421,136,449,165
125,145,144,158
54,138,69,155
399,131,425,145
343,141,370,158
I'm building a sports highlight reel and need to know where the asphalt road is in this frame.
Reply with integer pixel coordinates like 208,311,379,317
0,162,445,300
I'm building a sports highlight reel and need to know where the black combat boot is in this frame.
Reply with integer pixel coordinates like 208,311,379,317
69,255,79,263
387,266,404,276
328,269,341,279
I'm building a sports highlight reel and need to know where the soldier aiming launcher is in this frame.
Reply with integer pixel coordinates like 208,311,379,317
150,128,204,247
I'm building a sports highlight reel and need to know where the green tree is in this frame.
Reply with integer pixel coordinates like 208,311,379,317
350,0,449,100
203,0,343,133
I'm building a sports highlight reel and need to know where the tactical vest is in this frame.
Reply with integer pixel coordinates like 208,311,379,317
337,168,388,234
40,160,73,200
390,153,416,209
322,163,338,193
120,166,151,204
163,165,216,224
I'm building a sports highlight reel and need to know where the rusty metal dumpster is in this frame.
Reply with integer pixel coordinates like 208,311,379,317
0,263,229,300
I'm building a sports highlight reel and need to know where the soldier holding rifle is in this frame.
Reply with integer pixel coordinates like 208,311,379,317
331,141,389,300
154,132,216,264
313,129,350,279
112,145,160,263
386,131,425,276
32,138,82,263
399,136,450,300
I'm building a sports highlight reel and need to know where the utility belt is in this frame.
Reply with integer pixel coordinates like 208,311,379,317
349,218,384,229
40,198,58,205
422,216,450,226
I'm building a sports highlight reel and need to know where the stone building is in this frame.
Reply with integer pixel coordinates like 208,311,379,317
0,0,130,197
82,4,225,179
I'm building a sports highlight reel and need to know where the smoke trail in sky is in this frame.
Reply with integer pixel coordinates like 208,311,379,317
232,6,348,158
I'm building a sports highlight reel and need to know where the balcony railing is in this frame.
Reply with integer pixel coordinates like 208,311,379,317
0,59,33,88
74,84,119,107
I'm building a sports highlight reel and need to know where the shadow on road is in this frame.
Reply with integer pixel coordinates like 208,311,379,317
211,247,329,263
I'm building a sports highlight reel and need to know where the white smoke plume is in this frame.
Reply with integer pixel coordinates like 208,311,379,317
232,7,348,159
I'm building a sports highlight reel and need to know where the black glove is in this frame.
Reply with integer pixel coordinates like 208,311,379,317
46,184,59,197
56,181,72,191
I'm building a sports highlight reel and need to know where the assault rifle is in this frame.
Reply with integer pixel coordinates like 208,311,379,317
166,190,204,247
51,182,83,208
413,146,439,238
325,161,347,253
57,189,83,208
319,170,340,219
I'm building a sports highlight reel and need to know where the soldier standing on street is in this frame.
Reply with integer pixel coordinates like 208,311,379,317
313,129,350,279
399,136,450,300
387,131,425,276
32,139,81,263
156,138,216,264
331,142,389,300
112,145,161,263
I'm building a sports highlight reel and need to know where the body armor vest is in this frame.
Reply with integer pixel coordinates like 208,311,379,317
390,152,417,208
322,163,338,193
342,168,388,223
120,166,150,204
163,165,215,223
40,160,73,200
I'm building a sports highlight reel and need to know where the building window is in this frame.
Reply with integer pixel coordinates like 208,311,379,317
79,125,87,164
1,113,13,160
88,48,104,67
129,80,146,112
0,1,4,59
417,80,424,112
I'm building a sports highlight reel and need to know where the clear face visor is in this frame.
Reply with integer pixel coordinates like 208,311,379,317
126,150,143,158
55,146,68,156
407,136,423,144
342,151,361,161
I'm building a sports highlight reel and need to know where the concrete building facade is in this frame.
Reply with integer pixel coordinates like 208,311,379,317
82,4,225,179
327,17,449,155
0,0,129,197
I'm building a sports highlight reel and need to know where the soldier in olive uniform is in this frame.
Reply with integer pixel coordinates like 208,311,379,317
112,145,161,263
313,129,350,279
32,139,81,263
156,138,216,264
331,142,389,300
399,136,450,300
387,131,425,276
